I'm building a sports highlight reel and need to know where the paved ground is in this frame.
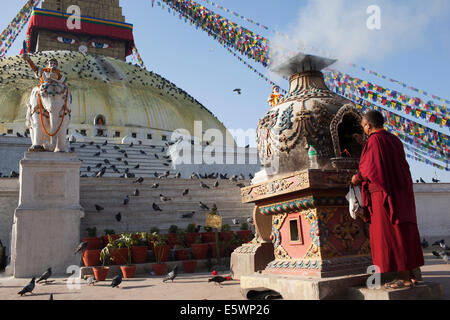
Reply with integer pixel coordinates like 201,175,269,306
0,252,448,300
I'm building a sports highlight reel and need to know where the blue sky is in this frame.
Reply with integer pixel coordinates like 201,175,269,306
0,0,449,182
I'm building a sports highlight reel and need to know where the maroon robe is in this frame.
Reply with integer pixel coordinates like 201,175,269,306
357,130,424,273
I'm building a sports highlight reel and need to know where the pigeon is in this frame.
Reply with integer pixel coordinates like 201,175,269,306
80,144,86,148
74,241,89,254
182,212,195,218
208,275,231,287
175,172,181,178
115,212,122,222
163,265,178,283
211,204,217,212
134,189,140,196
16,132,23,137
420,177,426,183
152,203,162,211
93,152,101,157
102,140,108,146
36,268,52,284
133,177,144,184
115,157,122,161
111,274,122,288
140,150,147,155
123,195,130,205
432,239,445,246
95,204,104,212
199,202,210,210
113,146,120,150
155,154,159,159
213,180,219,188
432,178,440,183
18,277,36,296
236,183,246,188
248,173,254,179
233,88,241,95
104,159,110,164
247,217,254,224
432,250,441,258
86,166,91,172
134,164,140,169
232,219,240,225
421,238,429,249
159,194,171,202
85,275,97,286
200,181,210,189
182,189,189,196
440,242,449,251
96,168,106,178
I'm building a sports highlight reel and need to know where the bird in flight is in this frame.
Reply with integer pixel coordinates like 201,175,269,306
233,88,241,95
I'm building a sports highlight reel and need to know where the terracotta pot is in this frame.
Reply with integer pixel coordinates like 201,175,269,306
109,248,128,265
190,243,208,260
201,232,215,243
236,230,253,242
185,233,200,246
152,263,166,275
153,245,170,263
175,249,188,261
182,260,197,273
82,249,101,267
131,246,148,264
208,242,224,258
167,233,177,246
92,267,109,281
102,234,120,248
120,265,136,279
220,232,234,242
82,237,102,250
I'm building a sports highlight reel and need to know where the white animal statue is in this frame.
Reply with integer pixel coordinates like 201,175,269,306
23,54,71,152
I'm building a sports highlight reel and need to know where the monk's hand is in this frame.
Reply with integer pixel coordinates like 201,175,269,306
351,174,361,186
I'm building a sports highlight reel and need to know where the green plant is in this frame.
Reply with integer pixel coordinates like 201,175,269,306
118,233,133,266
175,230,187,248
230,233,242,247
150,227,160,234
104,229,115,235
99,246,110,267
132,232,148,246
221,224,231,232
151,232,169,247
168,225,179,234
240,222,250,231
186,224,197,234
203,226,212,232
193,236,203,244
86,227,97,237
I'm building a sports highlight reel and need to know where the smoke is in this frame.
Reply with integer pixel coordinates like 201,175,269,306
269,0,450,69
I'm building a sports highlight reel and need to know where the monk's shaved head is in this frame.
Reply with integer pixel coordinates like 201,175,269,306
363,110,385,129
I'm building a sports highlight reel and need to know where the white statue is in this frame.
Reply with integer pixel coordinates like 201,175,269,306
23,54,71,152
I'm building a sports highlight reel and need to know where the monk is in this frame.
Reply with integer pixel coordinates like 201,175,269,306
351,110,424,289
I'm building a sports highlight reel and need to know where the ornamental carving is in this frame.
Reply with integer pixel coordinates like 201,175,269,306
333,212,361,251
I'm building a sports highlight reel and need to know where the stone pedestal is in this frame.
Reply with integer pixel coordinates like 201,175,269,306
10,152,84,277
230,242,275,280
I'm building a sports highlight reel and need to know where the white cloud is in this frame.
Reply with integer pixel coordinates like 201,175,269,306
269,0,450,68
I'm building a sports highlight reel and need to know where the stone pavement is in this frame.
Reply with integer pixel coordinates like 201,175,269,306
0,252,448,300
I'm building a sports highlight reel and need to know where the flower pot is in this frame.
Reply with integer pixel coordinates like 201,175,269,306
185,233,200,246
153,245,170,263
131,246,148,264
82,237,102,250
92,267,109,281
152,263,166,275
201,232,215,243
102,234,120,248
175,249,188,261
109,248,128,265
82,249,101,267
120,265,136,279
182,260,197,273
220,231,234,242
167,233,177,246
236,230,253,242
208,242,224,258
190,243,208,260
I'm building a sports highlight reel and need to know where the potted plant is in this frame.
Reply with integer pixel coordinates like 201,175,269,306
174,230,188,261
185,224,200,246
147,227,160,251
167,225,178,247
151,232,169,275
82,227,102,250
117,233,136,279
131,232,148,264
107,235,128,265
82,247,101,267
182,252,197,273
236,223,253,242
201,226,215,243
102,229,119,248
220,224,233,242
190,236,209,260
92,246,110,281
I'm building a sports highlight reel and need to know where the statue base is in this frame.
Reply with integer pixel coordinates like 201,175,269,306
230,242,274,280
10,152,84,277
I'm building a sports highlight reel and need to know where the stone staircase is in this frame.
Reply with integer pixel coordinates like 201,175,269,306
79,177,254,238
